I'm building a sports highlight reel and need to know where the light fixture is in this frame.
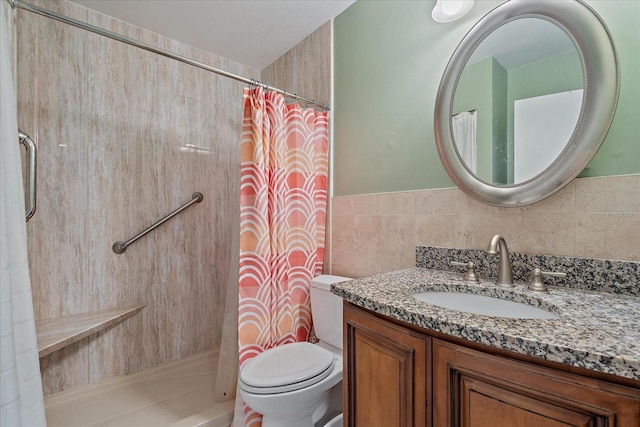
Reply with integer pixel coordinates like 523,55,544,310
432,0,474,23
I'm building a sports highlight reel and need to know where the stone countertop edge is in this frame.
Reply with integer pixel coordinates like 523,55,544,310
331,267,640,381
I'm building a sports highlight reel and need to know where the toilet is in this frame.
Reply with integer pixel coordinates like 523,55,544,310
238,275,352,427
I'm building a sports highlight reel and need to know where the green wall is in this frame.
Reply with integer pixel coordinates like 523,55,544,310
333,0,640,196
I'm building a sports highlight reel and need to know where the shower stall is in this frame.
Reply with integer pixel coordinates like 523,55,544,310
12,0,241,423
10,0,331,423
17,0,246,388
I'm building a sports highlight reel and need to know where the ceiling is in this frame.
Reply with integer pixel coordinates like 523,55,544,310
70,0,356,69
66,2,573,73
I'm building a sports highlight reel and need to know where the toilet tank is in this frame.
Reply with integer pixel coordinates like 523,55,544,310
310,275,352,350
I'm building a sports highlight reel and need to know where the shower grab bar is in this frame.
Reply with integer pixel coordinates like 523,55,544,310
112,192,203,254
19,131,37,221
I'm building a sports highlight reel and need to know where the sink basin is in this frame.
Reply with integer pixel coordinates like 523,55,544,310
413,292,558,319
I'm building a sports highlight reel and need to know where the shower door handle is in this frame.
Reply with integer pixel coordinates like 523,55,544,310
19,131,37,221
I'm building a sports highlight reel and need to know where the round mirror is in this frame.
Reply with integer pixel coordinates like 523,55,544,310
434,0,619,207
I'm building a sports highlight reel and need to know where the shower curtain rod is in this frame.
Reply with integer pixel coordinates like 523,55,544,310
9,0,330,111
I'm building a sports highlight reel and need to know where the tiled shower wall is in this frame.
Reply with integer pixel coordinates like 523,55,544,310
330,174,640,278
16,0,257,395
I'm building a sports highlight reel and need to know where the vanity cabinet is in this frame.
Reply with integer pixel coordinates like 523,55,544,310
433,339,640,427
344,302,640,427
344,302,428,427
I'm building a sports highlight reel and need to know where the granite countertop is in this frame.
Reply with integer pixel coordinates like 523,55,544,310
331,267,640,381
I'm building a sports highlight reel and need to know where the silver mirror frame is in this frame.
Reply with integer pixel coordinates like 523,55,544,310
434,0,619,207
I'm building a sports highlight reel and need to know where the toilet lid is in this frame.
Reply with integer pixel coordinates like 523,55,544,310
239,342,336,394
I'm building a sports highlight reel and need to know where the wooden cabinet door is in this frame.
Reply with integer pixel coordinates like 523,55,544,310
432,339,640,427
344,303,428,427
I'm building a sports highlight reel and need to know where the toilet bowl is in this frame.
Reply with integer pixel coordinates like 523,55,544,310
238,275,351,427
239,341,342,427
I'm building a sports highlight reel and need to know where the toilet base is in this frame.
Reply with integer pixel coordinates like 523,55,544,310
323,413,343,427
257,392,329,427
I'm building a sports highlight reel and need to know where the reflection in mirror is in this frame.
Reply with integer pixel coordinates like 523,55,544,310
452,18,583,185
434,0,619,207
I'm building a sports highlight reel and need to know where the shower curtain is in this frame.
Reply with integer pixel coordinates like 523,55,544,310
0,3,47,426
452,110,477,174
235,87,329,427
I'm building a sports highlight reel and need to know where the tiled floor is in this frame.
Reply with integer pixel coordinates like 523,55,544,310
44,350,234,427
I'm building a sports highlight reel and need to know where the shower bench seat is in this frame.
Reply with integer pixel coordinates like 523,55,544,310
35,304,146,357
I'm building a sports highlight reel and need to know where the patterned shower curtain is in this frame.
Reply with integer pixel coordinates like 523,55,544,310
237,87,329,426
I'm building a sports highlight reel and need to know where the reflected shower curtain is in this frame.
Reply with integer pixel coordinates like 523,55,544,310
0,3,47,426
236,87,329,426
452,110,477,174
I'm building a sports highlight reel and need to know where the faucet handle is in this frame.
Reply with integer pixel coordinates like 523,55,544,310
528,267,567,293
451,261,480,283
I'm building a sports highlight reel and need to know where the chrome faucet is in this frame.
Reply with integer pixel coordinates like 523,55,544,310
487,234,514,287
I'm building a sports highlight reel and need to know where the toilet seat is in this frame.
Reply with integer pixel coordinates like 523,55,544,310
239,342,336,394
